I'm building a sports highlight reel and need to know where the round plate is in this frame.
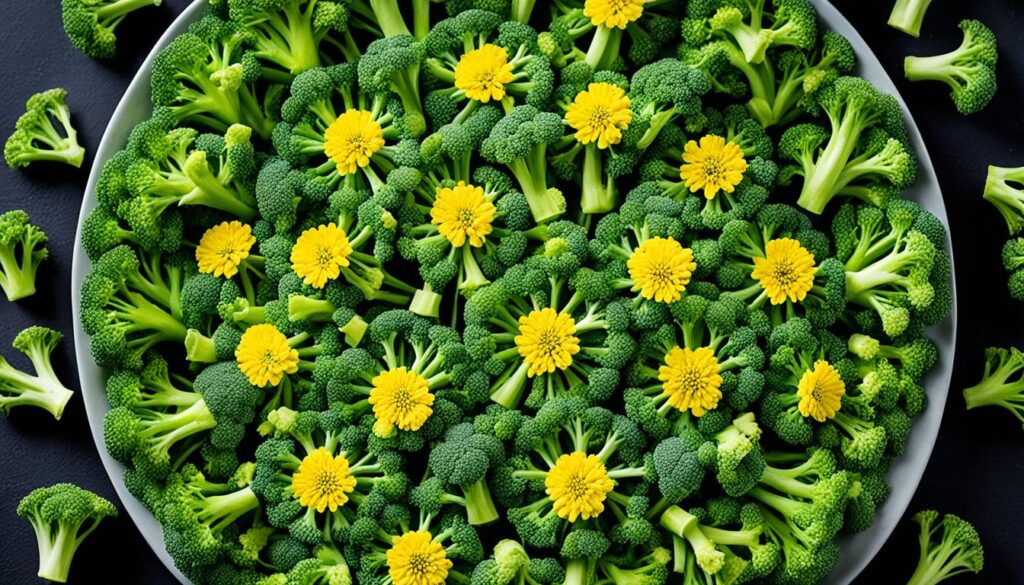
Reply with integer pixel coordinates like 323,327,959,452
70,2,958,583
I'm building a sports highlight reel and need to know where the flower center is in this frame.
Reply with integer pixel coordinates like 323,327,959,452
235,323,299,388
546,451,614,522
679,134,748,200
627,237,697,304
323,109,384,176
565,82,632,149
797,360,846,422
454,44,515,103
290,223,353,289
430,181,496,248
291,447,357,513
658,346,724,417
751,238,817,305
515,308,581,377
369,367,435,435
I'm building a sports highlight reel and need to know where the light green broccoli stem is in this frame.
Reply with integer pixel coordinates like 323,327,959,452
0,359,74,420
0,241,44,302
581,144,616,214
490,361,530,409
635,107,678,151
963,364,1024,424
512,0,536,23
181,151,258,220
460,249,490,292
340,314,369,347
253,1,322,77
888,0,932,38
197,486,260,533
796,110,867,215
659,506,725,575
462,480,500,526
33,512,106,583
288,295,336,322
412,0,430,39
508,153,565,224
564,558,590,585
183,329,216,363
94,0,162,22
410,285,442,319
585,25,623,71
368,0,412,37
904,52,963,85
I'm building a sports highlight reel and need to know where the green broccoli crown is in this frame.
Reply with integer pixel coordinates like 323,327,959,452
904,19,998,115
17,483,118,583
0,210,49,301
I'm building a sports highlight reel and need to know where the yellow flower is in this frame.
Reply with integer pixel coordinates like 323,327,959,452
387,531,452,585
235,323,299,388
545,451,614,522
797,360,846,422
565,82,632,149
751,238,817,305
659,346,723,417
430,181,496,248
584,0,645,29
291,447,357,513
627,237,697,304
369,367,435,435
679,135,748,199
195,221,255,278
290,223,353,289
323,109,384,176
454,44,515,103
515,308,580,378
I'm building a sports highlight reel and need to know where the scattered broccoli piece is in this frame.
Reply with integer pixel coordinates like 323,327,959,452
983,165,1024,235
17,483,118,583
61,0,162,59
888,0,933,37
4,88,85,169
964,346,1024,428
904,20,998,115
0,326,75,420
0,210,48,301
906,510,984,585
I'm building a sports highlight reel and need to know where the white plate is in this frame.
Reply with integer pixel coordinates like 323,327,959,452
70,2,957,583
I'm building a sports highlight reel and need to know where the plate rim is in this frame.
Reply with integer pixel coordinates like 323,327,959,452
68,2,958,584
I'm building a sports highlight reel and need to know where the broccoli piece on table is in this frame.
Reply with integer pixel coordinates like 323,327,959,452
61,0,162,59
17,483,118,583
889,0,933,37
4,88,85,169
904,19,998,115
906,510,984,585
0,326,75,420
0,210,48,301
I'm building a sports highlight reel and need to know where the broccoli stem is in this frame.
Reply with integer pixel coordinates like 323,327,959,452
181,152,258,220
94,0,162,21
659,506,724,575
410,284,442,319
0,359,74,420
508,155,564,224
34,514,104,583
412,0,430,39
459,249,490,292
368,0,412,37
963,367,1024,416
795,110,865,215
563,558,589,585
585,26,622,71
512,0,536,24
461,480,500,526
288,295,336,322
888,0,932,38
580,144,616,214
184,329,216,363
490,361,530,409
339,314,369,346
0,242,39,301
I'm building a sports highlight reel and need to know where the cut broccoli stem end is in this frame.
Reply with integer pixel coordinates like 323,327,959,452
35,522,86,583
888,0,932,38
340,314,369,347
461,480,500,526
409,287,442,319
95,0,163,21
184,329,217,364
963,375,1024,412
581,144,616,214
509,158,565,224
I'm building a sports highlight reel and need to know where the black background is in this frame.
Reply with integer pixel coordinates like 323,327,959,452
0,0,1020,583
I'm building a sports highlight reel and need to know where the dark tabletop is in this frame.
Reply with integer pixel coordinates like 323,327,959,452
0,1,1021,583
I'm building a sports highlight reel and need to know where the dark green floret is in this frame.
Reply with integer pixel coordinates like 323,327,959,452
904,20,997,115
906,510,984,585
4,88,85,169
61,0,161,59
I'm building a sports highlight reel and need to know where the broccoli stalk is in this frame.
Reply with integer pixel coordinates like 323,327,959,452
906,510,984,585
903,20,998,115
17,484,118,583
888,0,933,38
4,88,85,169
0,210,48,301
0,327,75,420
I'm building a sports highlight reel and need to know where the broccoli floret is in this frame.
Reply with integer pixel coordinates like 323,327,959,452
779,77,914,215
480,105,566,223
150,16,277,138
17,484,118,583
906,510,984,585
0,210,48,301
4,88,85,169
685,0,817,65
0,326,75,420
963,346,1024,428
659,503,778,579
425,422,503,525
359,35,428,137
889,0,933,37
904,20,998,115
983,165,1024,235
628,59,710,150
60,0,161,59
